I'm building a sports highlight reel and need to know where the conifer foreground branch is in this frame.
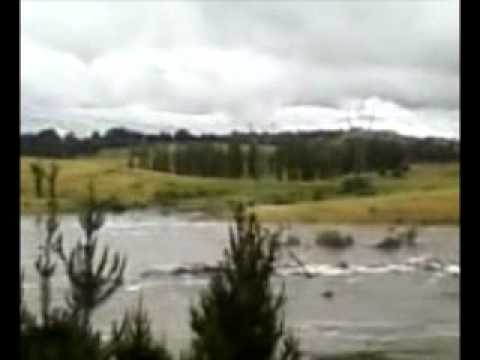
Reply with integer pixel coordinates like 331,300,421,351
188,203,302,360
34,163,62,325
54,181,127,330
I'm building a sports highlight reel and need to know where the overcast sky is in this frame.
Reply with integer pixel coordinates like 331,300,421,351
21,1,459,139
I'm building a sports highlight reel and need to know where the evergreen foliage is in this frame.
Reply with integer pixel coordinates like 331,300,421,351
188,204,302,360
21,173,309,360
22,166,107,360
152,146,171,173
21,270,35,331
21,309,103,360
227,140,244,178
338,175,376,196
34,163,62,325
108,297,173,360
54,182,127,329
138,142,151,169
119,132,418,182
247,141,259,179
21,127,459,165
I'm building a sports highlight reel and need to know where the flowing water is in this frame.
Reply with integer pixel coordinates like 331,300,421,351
21,210,459,359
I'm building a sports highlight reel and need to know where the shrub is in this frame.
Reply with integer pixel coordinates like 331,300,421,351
338,176,375,196
391,162,410,178
391,168,404,178
312,188,325,201
377,168,387,177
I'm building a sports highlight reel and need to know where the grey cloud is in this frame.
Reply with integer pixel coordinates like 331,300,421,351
20,1,459,138
199,1,458,73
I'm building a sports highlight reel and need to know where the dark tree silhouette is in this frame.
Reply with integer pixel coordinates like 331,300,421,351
188,204,301,360
247,141,260,179
174,128,194,142
152,146,171,173
54,182,127,330
30,162,45,198
20,270,35,331
227,140,244,178
108,297,173,360
34,164,62,325
138,140,151,169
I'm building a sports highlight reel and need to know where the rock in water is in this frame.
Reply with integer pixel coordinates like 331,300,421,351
316,230,354,249
322,290,334,299
375,236,403,251
375,226,418,251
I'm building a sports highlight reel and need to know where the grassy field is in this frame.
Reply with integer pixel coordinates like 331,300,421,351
20,155,459,224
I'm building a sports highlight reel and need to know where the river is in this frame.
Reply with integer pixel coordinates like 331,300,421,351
21,209,459,359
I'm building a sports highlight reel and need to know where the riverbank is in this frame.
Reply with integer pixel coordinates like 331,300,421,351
21,157,459,224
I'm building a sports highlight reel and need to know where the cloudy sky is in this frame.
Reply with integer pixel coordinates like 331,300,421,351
21,1,459,139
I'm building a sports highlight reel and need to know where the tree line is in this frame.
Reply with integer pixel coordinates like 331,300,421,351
21,127,459,165
21,163,301,360
130,135,412,181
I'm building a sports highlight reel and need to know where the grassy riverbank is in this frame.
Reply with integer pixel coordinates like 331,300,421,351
20,156,459,224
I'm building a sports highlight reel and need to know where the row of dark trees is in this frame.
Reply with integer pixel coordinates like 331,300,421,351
21,163,301,360
129,141,263,179
21,127,459,165
130,136,411,181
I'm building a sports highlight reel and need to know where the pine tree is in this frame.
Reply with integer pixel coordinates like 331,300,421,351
273,146,286,181
152,146,171,173
23,177,132,360
34,163,62,325
298,143,315,181
211,145,228,178
188,204,302,360
21,309,103,360
247,141,259,179
227,140,244,178
23,166,105,360
285,140,300,181
138,143,151,169
54,182,127,330
108,296,173,360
